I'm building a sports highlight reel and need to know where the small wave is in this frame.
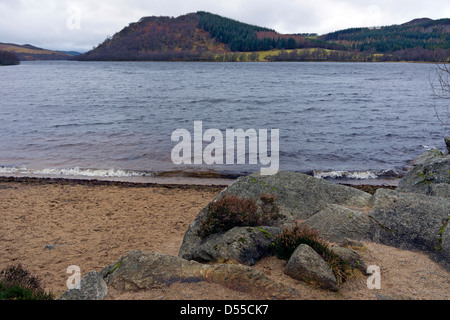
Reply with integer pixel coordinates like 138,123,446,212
0,167,20,174
377,169,404,178
313,170,378,180
421,145,436,151
0,166,155,178
52,121,115,128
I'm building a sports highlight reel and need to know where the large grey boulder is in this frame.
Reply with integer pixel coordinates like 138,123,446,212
101,251,205,291
402,148,446,169
58,271,108,300
189,226,282,266
221,171,372,222
302,204,377,243
398,150,449,199
285,244,338,292
369,189,450,253
101,250,298,300
179,171,372,261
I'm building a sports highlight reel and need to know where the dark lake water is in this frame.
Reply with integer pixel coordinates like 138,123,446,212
0,61,448,184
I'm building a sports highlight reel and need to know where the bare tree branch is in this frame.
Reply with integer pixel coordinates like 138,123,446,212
430,33,450,126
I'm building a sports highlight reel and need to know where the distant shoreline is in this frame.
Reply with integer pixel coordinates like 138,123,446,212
19,59,442,64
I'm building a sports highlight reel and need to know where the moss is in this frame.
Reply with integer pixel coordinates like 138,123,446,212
434,217,449,252
249,176,277,192
238,237,247,244
258,227,272,239
417,170,437,185
103,260,123,278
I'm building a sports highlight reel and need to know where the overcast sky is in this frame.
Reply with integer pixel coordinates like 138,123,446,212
0,0,448,52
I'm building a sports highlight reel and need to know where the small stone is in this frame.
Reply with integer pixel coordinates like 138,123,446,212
330,246,367,273
285,244,338,292
57,271,108,300
341,238,364,248
376,294,414,300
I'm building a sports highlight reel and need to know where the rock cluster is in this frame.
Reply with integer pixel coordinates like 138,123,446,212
58,250,298,300
58,146,449,300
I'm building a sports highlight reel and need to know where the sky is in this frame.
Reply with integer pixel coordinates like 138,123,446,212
0,0,449,52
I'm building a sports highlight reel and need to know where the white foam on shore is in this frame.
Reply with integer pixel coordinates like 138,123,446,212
313,170,378,180
0,167,20,174
1,166,387,181
1,166,401,186
421,145,433,150
0,166,154,178
0,166,236,186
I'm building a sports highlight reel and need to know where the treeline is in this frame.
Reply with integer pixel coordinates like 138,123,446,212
76,50,205,62
77,50,258,62
197,11,312,52
75,12,450,62
197,11,273,51
264,47,450,62
0,50,20,65
321,19,450,53
76,46,449,63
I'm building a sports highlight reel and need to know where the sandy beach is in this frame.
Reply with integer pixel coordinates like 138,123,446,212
0,177,449,300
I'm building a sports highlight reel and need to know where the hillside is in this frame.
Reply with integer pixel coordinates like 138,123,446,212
76,12,450,62
76,12,340,61
77,13,229,61
319,18,450,61
0,43,73,61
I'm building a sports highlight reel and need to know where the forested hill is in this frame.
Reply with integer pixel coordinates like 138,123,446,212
75,12,450,62
320,18,450,53
76,13,229,61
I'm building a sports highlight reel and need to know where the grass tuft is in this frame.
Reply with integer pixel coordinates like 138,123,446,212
0,264,54,300
196,194,280,240
270,224,351,285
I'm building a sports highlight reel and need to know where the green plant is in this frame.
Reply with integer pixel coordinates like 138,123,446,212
260,193,276,204
260,193,283,221
418,170,436,185
249,176,277,193
434,217,450,252
270,224,350,285
0,264,54,300
196,194,280,240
